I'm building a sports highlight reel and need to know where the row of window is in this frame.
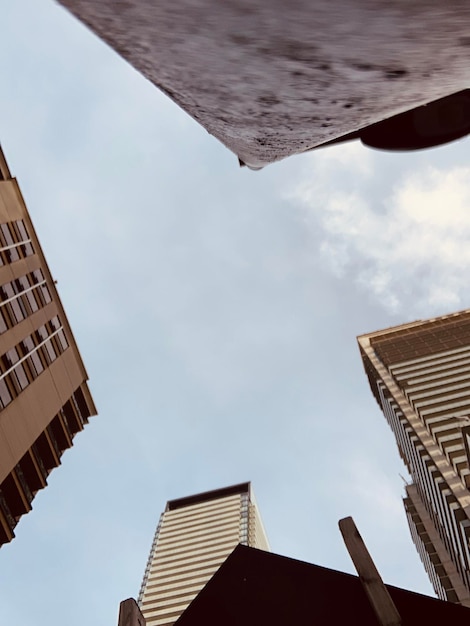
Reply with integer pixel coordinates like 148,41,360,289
0,316,69,409
378,382,470,590
240,494,249,544
0,386,91,544
0,220,34,265
404,497,456,602
0,269,52,334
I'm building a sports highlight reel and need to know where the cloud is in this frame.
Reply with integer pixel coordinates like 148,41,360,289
291,149,470,316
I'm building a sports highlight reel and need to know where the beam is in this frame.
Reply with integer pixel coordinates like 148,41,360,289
339,516,402,626
118,598,146,626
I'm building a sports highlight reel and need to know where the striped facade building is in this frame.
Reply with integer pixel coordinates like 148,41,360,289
0,145,96,546
138,483,270,626
358,311,470,606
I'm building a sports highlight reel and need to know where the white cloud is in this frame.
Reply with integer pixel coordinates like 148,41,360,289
292,153,470,315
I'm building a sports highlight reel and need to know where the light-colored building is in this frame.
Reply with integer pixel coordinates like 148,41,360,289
358,311,470,606
138,482,269,626
0,145,96,546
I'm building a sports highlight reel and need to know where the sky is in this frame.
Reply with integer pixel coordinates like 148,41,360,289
2,1,470,624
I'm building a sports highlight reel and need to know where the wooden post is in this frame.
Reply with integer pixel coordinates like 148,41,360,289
118,598,146,626
339,516,402,626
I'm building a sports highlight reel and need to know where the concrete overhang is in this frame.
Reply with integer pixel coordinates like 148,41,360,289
57,1,470,168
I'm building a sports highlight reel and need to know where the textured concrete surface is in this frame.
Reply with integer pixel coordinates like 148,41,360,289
57,0,470,167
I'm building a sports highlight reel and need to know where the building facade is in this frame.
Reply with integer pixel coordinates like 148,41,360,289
0,145,96,546
358,311,470,606
138,482,270,626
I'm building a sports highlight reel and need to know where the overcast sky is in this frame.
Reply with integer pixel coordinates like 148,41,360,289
2,1,470,625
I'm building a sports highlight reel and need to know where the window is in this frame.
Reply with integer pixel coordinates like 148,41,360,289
9,295,25,323
0,316,68,410
0,379,12,408
42,340,57,364
32,270,43,284
32,270,52,304
5,348,18,367
0,310,7,334
21,241,34,257
15,220,34,255
13,362,29,391
1,283,14,300
25,289,39,313
56,329,68,352
4,349,28,393
0,219,34,264
38,283,52,305
23,337,44,376
50,316,60,330
0,271,51,331
0,223,19,263
14,220,29,241
22,337,34,353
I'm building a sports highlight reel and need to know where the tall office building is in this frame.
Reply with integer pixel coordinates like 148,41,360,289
0,145,96,546
358,310,470,606
138,482,270,626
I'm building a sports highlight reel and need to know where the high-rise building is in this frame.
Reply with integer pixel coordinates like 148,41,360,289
138,482,270,626
358,311,470,606
0,145,96,547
